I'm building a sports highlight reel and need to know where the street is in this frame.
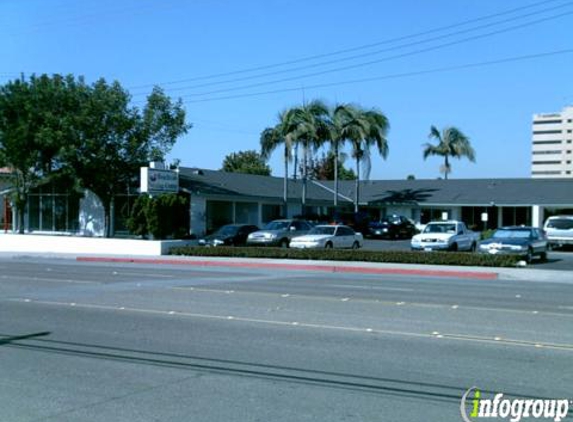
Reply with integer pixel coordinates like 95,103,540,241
1,257,572,422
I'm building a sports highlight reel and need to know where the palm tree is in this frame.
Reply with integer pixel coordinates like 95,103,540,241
289,100,330,207
260,109,300,216
423,126,475,180
334,105,389,212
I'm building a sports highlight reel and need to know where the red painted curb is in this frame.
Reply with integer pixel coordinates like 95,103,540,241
76,256,499,280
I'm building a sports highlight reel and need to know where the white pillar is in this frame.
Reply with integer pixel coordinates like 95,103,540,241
531,205,544,228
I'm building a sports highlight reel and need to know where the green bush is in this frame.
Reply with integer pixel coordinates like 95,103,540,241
127,193,189,239
169,246,521,268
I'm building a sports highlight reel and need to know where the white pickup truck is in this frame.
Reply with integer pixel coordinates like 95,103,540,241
410,221,479,252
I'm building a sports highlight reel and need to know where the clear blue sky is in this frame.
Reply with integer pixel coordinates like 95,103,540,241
2,0,572,180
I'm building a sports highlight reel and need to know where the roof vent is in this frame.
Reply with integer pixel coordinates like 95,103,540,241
192,169,204,175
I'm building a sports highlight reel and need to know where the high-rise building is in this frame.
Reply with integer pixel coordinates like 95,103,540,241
531,106,573,178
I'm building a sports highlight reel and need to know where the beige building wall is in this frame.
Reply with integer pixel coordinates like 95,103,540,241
531,106,573,178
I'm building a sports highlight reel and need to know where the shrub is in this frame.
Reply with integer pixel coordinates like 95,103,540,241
169,246,521,268
127,193,189,239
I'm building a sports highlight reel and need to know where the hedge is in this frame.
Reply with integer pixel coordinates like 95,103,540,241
169,246,522,268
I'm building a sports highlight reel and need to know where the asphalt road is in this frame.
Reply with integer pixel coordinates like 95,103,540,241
1,257,572,422
362,239,573,270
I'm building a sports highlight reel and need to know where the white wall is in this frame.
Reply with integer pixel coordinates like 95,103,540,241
0,234,194,256
79,190,105,237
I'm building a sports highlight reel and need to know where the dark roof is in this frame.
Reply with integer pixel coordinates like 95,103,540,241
178,168,573,207
178,168,347,203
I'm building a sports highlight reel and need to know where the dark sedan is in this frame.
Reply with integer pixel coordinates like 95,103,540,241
478,226,548,263
199,224,259,247
368,215,417,239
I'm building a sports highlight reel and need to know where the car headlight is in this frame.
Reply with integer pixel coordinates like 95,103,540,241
509,245,526,251
264,233,277,239
213,239,224,246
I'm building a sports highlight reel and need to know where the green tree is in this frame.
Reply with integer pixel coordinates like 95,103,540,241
67,82,189,237
221,150,271,176
333,104,389,212
0,74,80,232
308,152,356,181
423,125,475,180
260,109,300,216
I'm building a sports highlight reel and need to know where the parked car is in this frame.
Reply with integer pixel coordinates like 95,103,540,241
368,215,417,239
478,226,548,262
246,219,312,248
543,215,573,249
199,224,259,247
411,220,479,252
290,225,363,249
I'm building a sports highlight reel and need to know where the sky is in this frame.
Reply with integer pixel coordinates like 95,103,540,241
1,0,572,180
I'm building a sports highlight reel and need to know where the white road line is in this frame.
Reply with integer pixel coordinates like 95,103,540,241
3,276,97,284
11,298,573,352
332,284,414,292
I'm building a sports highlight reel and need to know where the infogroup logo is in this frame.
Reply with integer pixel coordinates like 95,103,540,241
461,387,571,422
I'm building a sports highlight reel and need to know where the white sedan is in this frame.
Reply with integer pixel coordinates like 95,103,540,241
290,225,363,249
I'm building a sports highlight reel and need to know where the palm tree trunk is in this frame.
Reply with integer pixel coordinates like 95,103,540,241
444,155,450,180
302,143,307,208
283,145,289,217
334,142,339,208
293,142,298,180
354,157,360,213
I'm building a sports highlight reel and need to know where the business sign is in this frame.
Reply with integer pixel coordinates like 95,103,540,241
140,167,179,194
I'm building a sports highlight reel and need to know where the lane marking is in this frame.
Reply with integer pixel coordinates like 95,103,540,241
11,298,573,352
170,286,573,318
0,276,97,285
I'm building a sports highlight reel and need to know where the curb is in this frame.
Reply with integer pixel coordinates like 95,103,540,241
76,256,499,280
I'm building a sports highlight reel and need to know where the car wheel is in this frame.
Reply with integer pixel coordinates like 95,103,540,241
279,239,289,248
450,243,458,252
325,242,333,249
470,242,477,252
351,241,360,250
525,248,533,264
540,251,548,262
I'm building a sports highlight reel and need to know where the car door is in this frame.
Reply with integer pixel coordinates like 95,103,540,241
334,226,347,248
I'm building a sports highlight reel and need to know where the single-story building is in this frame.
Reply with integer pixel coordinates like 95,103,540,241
2,166,572,236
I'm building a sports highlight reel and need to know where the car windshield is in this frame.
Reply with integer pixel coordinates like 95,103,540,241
214,225,239,236
423,224,456,234
492,229,531,239
263,221,290,230
308,226,336,235
546,218,573,230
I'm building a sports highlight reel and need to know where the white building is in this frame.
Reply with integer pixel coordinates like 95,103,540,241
531,106,573,178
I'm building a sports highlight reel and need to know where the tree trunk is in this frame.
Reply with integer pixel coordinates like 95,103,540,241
444,155,450,180
293,142,298,181
16,202,25,234
302,143,307,208
354,157,360,213
334,142,339,208
283,145,289,218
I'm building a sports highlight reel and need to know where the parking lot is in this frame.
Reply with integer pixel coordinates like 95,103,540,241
362,239,573,271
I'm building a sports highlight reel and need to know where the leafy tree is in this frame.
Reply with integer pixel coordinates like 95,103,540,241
423,125,475,180
66,82,189,237
127,193,189,239
0,74,80,232
308,152,356,181
221,150,271,176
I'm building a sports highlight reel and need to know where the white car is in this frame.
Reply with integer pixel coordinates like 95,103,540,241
290,225,363,249
543,215,573,248
411,220,479,252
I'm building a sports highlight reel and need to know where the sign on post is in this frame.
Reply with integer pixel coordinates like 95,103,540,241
140,167,179,194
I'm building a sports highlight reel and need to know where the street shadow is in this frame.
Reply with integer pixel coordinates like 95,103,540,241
0,331,562,406
0,331,51,346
